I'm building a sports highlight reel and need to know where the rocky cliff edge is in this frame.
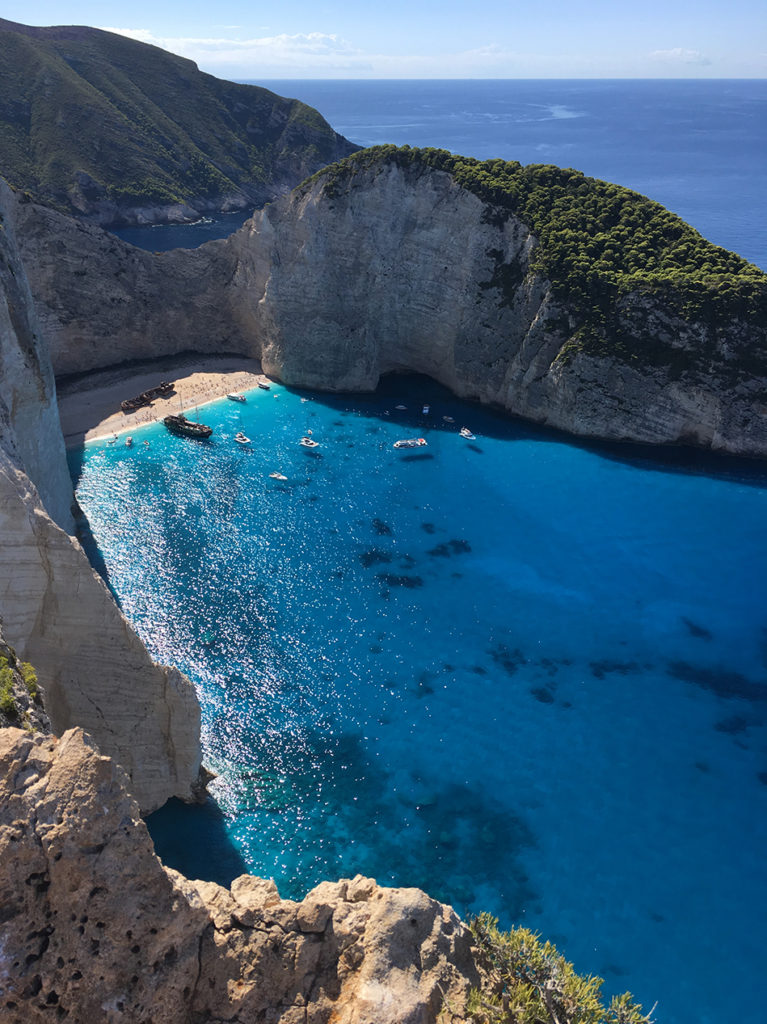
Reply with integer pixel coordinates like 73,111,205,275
0,726,479,1024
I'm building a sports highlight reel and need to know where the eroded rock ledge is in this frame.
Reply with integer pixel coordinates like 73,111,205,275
0,727,479,1024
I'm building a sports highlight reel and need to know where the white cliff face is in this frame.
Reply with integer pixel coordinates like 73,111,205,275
13,158,767,456
0,181,74,530
0,180,202,812
231,161,767,456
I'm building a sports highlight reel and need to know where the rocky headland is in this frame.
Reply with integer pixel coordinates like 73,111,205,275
12,146,767,457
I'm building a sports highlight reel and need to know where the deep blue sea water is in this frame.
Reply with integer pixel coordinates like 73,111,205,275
114,80,767,270
71,378,767,1024
83,80,767,1024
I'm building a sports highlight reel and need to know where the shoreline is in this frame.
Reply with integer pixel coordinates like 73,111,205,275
56,354,271,449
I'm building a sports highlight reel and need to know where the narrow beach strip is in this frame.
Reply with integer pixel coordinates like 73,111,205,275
57,355,270,449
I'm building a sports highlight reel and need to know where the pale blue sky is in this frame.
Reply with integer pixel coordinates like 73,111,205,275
5,1,766,78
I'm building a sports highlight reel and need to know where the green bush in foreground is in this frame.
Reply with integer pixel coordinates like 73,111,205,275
466,913,654,1024
0,661,18,720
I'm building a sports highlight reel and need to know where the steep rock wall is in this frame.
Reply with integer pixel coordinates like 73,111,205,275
235,162,767,455
0,726,479,1024
0,180,202,812
14,160,767,457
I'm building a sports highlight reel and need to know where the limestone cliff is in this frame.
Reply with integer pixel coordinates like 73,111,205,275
0,178,202,812
13,152,767,457
0,726,479,1023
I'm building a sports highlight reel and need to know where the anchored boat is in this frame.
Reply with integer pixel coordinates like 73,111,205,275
393,437,428,449
163,414,212,439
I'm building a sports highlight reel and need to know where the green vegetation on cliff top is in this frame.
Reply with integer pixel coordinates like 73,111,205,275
311,146,767,374
0,18,357,217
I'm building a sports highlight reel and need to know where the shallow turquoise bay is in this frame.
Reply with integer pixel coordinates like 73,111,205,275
70,376,767,1024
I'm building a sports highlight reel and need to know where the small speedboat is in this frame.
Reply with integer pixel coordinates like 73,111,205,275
227,393,246,403
395,404,407,411
234,431,250,444
459,427,476,440
269,472,288,481
300,436,318,448
442,416,455,423
258,381,271,390
422,404,430,415
125,436,133,447
393,437,428,449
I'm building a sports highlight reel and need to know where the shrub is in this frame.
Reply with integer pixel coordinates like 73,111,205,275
466,913,654,1024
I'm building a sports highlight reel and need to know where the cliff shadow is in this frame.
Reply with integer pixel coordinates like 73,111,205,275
285,372,767,488
146,795,249,886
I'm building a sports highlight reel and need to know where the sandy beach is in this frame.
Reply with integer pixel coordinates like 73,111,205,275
56,354,271,449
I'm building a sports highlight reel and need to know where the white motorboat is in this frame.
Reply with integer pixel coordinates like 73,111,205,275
269,472,288,480
459,427,476,440
300,436,319,448
234,431,250,444
395,404,407,410
393,437,428,449
422,404,430,415
227,393,246,403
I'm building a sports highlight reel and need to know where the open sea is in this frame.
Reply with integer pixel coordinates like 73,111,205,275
89,80,767,1023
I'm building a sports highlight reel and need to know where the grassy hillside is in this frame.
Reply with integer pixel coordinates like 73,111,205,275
0,18,358,220
311,146,767,375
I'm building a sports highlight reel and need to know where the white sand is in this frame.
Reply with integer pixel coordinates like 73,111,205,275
56,355,272,448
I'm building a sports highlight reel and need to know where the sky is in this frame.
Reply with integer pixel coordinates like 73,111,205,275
4,1,766,79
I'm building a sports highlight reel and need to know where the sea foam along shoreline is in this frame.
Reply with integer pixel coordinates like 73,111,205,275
56,355,272,449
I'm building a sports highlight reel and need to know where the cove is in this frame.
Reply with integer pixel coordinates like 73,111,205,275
70,374,767,1024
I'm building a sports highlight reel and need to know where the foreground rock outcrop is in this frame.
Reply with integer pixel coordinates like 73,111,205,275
12,151,767,457
0,178,202,812
0,727,479,1023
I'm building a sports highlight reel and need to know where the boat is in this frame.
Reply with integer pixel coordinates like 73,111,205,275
442,416,455,423
234,431,250,444
300,436,319,448
125,436,133,447
269,472,288,481
258,381,271,390
395,404,407,410
459,427,476,440
393,437,428,449
163,414,213,439
121,381,174,413
227,393,246,403
422,404,430,415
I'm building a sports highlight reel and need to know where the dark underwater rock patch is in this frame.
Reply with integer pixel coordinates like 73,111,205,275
489,644,526,676
375,573,424,588
421,522,436,534
714,715,749,734
531,687,555,704
590,660,639,679
682,617,713,640
668,661,766,702
372,518,392,535
359,549,393,568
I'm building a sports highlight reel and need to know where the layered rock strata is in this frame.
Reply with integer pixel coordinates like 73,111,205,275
13,158,767,457
0,726,479,1024
0,179,201,812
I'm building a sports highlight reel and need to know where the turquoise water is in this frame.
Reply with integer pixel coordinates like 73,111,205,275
70,376,767,1023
